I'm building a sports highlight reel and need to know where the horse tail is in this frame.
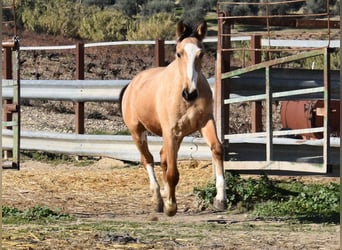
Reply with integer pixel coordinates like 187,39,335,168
119,84,129,115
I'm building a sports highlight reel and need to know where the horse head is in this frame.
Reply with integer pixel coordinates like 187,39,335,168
175,21,207,102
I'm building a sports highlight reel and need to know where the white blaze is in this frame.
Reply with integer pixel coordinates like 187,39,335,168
184,43,200,92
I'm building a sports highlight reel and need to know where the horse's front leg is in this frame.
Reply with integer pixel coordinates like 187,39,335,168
161,135,180,216
131,131,164,212
200,118,228,211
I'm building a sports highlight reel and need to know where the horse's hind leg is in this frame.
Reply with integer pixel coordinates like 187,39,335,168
200,118,227,211
131,129,164,212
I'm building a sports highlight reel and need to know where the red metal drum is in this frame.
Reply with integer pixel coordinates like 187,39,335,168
280,100,340,139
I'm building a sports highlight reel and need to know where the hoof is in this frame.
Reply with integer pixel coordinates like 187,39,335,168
164,203,177,217
213,198,227,211
154,200,164,213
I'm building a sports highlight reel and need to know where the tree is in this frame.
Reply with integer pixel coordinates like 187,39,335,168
114,0,140,16
140,0,175,17
180,0,216,24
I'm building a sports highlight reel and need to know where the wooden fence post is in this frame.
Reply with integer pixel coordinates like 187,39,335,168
75,42,85,135
154,39,165,67
251,35,262,132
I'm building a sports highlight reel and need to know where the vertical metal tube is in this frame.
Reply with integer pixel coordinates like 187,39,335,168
12,38,20,169
265,66,273,162
251,35,262,133
323,48,331,172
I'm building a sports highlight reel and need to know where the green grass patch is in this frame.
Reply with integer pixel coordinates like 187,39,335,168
21,151,97,166
2,205,73,224
194,173,340,223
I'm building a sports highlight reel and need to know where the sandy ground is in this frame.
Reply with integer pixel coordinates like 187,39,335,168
2,158,340,249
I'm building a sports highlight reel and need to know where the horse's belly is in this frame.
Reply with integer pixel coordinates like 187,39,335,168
138,113,163,136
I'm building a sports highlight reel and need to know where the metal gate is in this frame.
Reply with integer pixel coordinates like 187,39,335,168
215,1,339,175
2,1,20,169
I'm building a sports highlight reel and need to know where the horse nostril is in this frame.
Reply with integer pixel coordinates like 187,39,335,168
182,89,198,102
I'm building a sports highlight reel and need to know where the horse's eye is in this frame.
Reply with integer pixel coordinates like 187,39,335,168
176,52,181,58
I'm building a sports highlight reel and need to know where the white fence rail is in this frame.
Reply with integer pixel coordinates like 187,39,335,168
19,37,340,51
3,129,339,164
2,69,340,101
2,129,211,162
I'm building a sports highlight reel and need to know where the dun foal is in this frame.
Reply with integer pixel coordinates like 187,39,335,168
121,21,227,216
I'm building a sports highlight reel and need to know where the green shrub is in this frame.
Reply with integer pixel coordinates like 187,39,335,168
79,8,131,41
17,0,47,32
38,1,83,37
254,182,340,222
127,13,177,40
17,0,83,37
193,173,340,223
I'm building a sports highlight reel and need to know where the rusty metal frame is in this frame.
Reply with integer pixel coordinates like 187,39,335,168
215,1,338,174
2,1,20,169
2,38,20,169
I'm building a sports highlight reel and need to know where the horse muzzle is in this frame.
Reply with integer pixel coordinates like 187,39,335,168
182,89,198,102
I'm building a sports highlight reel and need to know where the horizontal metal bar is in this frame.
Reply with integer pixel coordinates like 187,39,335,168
224,161,326,173
225,86,326,104
2,130,212,163
226,68,339,99
2,130,339,165
2,79,130,102
272,86,325,98
224,94,266,104
2,121,18,127
2,79,214,102
225,127,325,140
222,48,326,80
273,127,324,136
19,38,340,51
2,70,338,102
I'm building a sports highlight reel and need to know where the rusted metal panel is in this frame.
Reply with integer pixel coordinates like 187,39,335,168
280,103,339,139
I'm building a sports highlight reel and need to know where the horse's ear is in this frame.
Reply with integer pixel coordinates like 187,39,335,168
195,21,207,41
176,21,191,42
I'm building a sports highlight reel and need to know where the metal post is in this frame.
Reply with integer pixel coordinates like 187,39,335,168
323,48,331,172
75,42,85,135
265,66,273,162
251,35,263,132
12,39,20,169
215,12,230,144
154,39,165,67
3,46,12,160
3,47,12,129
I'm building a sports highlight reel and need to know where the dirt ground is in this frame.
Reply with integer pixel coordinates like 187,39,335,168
2,158,340,249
